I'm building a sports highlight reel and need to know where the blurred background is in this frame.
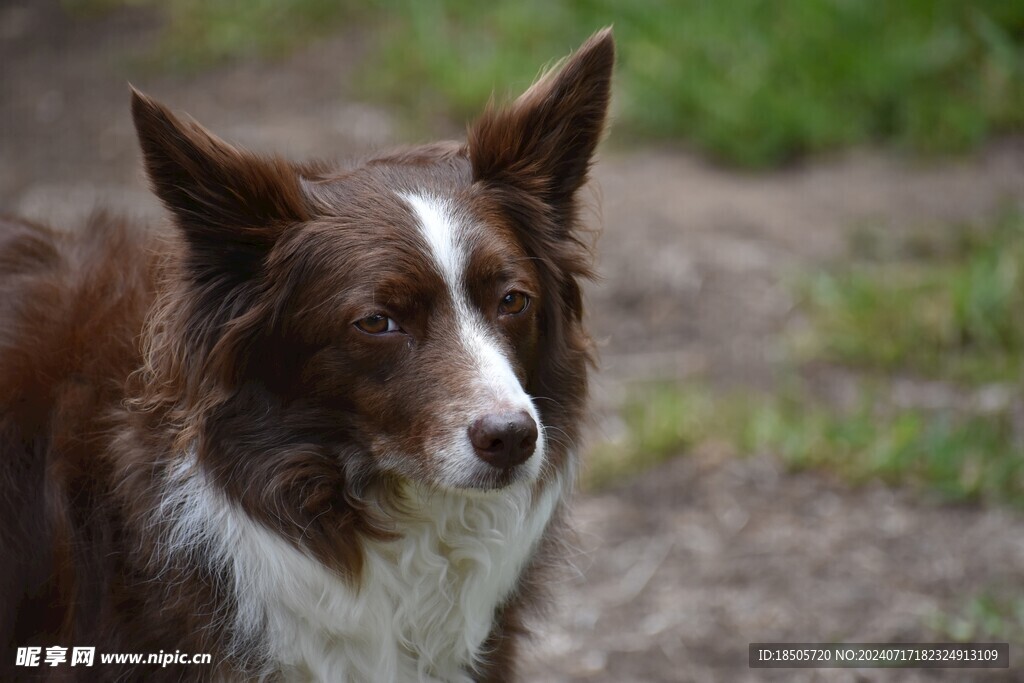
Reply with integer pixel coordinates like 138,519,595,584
2,1,1023,680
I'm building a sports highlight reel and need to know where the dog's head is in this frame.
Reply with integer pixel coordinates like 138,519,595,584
132,29,612,562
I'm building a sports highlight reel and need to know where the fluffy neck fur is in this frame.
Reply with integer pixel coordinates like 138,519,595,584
158,447,566,682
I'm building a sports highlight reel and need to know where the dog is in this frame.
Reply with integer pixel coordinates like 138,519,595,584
0,28,613,682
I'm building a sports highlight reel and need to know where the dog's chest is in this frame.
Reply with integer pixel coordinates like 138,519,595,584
230,484,562,682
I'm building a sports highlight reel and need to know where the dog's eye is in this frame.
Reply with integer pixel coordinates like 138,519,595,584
354,314,400,335
498,291,530,316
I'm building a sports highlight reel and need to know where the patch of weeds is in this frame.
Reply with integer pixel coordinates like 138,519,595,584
929,591,1024,646
738,392,1024,505
588,382,1023,506
585,385,721,490
362,0,1024,166
801,210,1024,384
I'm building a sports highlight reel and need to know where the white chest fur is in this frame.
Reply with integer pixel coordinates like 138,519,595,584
160,457,563,682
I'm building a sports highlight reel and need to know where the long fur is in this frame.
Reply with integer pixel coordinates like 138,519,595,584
0,29,613,682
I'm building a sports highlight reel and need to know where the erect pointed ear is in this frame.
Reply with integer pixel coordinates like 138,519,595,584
468,28,614,214
130,88,308,280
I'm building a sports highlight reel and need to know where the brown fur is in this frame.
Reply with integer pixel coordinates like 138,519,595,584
1,29,613,681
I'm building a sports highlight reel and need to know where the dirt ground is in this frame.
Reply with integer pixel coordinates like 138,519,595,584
3,2,1024,681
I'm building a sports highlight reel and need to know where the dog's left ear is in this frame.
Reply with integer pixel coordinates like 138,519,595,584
468,28,614,218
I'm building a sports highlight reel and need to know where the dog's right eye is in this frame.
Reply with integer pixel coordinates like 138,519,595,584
354,314,400,335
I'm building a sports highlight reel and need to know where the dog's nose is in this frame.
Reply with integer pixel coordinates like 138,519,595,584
468,411,538,469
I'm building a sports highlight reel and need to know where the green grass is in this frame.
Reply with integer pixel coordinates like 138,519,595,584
586,385,719,489
587,382,1023,505
63,0,1024,167
801,210,1024,384
742,393,1023,505
929,591,1024,646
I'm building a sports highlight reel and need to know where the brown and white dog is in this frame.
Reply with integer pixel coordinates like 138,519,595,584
0,29,613,682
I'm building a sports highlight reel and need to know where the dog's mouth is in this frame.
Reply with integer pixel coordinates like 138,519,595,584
384,462,531,505
427,450,543,496
458,464,524,492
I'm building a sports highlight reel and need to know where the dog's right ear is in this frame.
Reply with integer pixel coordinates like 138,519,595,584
130,88,308,281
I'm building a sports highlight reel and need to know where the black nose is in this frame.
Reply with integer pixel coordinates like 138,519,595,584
468,411,538,469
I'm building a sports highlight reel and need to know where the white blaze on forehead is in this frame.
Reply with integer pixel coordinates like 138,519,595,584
402,193,468,296
401,192,545,482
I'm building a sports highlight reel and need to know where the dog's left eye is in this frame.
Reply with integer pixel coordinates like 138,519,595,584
498,291,530,316
354,314,401,335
